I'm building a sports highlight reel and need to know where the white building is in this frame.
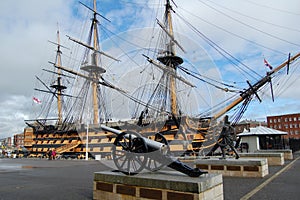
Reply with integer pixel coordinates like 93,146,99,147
238,126,287,152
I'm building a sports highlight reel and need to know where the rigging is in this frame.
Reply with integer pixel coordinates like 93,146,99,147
177,7,285,55
206,0,300,33
198,0,300,48
175,12,262,80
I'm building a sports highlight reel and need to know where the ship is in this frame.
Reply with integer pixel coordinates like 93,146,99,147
24,0,300,160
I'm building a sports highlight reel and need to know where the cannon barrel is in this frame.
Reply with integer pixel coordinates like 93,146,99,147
100,124,166,152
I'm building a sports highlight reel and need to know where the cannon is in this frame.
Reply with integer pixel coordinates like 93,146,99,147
100,124,207,177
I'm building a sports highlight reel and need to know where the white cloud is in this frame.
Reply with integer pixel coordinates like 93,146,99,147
1,0,300,138
0,0,77,138
0,95,33,138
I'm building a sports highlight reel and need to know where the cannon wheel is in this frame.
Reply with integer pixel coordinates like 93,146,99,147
145,133,170,172
112,131,148,175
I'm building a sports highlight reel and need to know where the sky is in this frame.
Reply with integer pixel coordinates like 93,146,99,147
0,0,300,138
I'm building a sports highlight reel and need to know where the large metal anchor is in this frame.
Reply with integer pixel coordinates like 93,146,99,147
101,125,207,177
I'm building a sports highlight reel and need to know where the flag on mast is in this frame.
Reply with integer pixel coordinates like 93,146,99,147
264,58,273,70
33,97,42,104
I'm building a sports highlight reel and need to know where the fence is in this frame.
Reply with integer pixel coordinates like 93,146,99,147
289,138,300,152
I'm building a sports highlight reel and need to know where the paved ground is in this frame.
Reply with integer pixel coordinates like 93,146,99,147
224,151,300,200
0,159,111,200
0,152,299,200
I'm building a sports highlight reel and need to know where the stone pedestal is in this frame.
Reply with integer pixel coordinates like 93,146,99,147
93,170,223,200
239,152,284,166
195,158,269,177
255,149,293,160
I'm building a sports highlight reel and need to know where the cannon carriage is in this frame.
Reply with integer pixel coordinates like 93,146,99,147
100,124,208,177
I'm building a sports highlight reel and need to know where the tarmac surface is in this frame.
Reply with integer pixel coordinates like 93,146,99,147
0,152,299,200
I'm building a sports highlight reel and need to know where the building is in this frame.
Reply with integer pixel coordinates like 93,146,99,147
234,119,267,134
267,113,300,139
238,126,287,152
14,133,24,148
0,137,12,148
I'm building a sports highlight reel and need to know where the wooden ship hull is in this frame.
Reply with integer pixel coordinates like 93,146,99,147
23,116,213,159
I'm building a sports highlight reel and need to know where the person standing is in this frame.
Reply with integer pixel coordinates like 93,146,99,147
48,149,52,160
51,149,56,160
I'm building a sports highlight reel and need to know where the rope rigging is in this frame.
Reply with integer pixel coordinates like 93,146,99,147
177,65,240,93
109,0,294,122
205,0,300,34
271,60,300,98
177,7,286,55
175,12,262,81
197,0,300,48
244,0,300,16
31,0,300,130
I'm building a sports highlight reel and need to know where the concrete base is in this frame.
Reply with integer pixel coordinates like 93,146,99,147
255,149,293,160
195,158,269,177
239,152,284,166
93,170,223,200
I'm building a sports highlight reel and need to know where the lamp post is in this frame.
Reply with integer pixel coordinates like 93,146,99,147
85,122,89,160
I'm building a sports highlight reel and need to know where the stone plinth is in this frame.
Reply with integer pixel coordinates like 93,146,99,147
93,170,223,200
255,149,293,160
195,158,269,177
239,152,284,166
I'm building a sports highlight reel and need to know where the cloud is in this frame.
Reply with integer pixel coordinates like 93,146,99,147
0,0,77,138
0,95,33,137
1,0,300,138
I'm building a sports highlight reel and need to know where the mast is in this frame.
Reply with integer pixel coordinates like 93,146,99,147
79,0,106,124
157,0,184,117
55,1,120,125
91,0,100,124
50,29,67,125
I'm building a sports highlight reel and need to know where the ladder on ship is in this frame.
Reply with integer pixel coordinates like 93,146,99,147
56,141,81,154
